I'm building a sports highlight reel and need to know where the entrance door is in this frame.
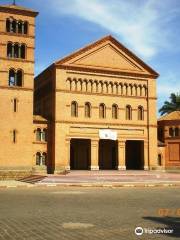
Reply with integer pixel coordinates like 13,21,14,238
125,140,144,170
99,140,118,169
70,139,91,170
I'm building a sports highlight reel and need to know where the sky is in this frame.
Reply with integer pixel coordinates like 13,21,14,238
1,0,180,112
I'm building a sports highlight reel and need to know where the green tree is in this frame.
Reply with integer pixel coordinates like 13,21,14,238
159,93,180,115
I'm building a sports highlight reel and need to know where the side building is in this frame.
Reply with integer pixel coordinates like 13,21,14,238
34,35,159,173
158,111,180,170
0,4,47,179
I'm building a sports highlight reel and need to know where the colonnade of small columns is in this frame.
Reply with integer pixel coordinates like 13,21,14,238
66,78,147,97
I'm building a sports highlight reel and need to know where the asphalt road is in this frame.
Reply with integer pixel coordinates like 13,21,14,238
0,186,180,240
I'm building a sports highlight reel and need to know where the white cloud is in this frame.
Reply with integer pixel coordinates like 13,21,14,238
48,0,180,59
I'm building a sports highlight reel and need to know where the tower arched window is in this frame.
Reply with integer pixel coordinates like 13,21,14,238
9,69,23,87
99,103,106,119
6,18,10,32
71,101,78,117
36,152,41,165
24,21,28,34
36,128,41,141
85,102,91,118
12,20,16,33
112,104,118,119
138,106,144,120
126,105,132,120
42,129,47,141
7,42,13,58
42,153,47,165
9,69,16,86
14,43,19,58
16,70,23,86
18,21,23,34
21,44,26,59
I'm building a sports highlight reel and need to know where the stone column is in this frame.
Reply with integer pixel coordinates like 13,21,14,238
144,141,149,170
65,138,70,170
90,140,99,170
117,140,126,170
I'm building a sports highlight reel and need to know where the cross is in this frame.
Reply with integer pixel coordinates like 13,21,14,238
13,0,16,5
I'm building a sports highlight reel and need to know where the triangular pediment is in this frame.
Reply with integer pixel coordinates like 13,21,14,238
71,44,142,72
55,36,158,77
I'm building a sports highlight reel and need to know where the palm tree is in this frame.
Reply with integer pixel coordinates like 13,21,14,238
159,93,180,115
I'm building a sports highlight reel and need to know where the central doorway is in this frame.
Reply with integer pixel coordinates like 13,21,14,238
99,140,118,170
70,139,91,170
125,140,144,170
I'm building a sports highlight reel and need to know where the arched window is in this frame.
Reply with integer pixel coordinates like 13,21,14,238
18,21,23,34
169,127,174,137
85,102,91,118
21,44,26,59
6,19,10,32
36,152,41,165
12,20,16,33
42,153,47,165
9,69,16,86
138,106,144,120
24,21,28,34
16,70,23,86
126,105,132,120
14,43,19,58
36,128,41,141
71,101,78,117
175,127,179,137
7,42,13,57
112,104,118,119
99,103,106,118
42,129,47,141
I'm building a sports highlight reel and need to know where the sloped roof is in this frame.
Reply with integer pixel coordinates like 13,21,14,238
0,4,38,16
55,35,159,78
158,111,180,121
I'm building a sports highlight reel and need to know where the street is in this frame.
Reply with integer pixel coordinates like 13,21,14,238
0,186,180,239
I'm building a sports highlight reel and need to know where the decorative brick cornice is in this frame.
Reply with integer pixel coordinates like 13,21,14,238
56,65,156,79
0,5,38,17
0,57,34,63
0,31,35,39
56,89,148,100
0,86,33,91
55,120,149,127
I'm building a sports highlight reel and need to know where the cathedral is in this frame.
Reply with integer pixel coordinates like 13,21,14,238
0,3,163,179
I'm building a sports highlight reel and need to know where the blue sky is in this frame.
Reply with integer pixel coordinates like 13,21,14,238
1,0,180,112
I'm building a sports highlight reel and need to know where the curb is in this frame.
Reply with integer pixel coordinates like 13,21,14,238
1,182,180,189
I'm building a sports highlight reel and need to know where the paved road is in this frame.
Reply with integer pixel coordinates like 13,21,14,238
0,187,180,239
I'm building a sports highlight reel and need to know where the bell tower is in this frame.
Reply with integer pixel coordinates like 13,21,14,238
0,3,38,177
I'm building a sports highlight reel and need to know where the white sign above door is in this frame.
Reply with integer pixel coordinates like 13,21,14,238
99,129,117,141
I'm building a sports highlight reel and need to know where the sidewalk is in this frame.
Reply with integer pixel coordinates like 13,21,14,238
1,171,180,188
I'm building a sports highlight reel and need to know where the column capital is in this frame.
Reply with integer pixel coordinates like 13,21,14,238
118,140,126,147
